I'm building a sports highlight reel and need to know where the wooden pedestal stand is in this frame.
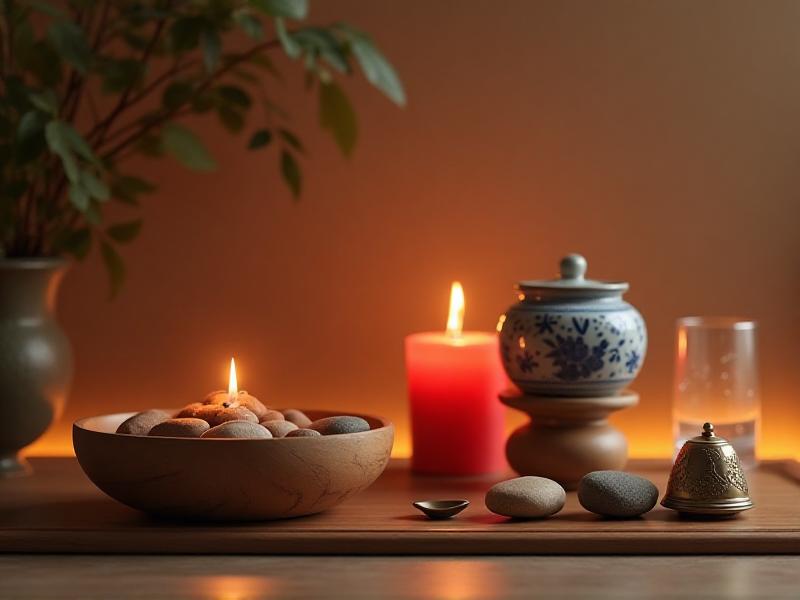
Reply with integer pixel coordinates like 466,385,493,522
500,389,639,490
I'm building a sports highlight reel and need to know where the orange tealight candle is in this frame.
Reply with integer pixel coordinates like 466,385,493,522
405,282,507,475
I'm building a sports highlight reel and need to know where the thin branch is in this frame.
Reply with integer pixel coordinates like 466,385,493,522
101,39,282,161
90,16,168,146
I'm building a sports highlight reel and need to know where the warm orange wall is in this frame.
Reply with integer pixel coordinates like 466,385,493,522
27,0,800,459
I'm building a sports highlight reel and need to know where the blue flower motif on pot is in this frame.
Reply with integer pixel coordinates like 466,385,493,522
498,254,647,397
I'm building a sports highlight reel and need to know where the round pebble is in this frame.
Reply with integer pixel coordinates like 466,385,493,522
260,409,285,422
260,420,298,438
309,416,370,436
286,428,322,438
203,390,269,420
578,471,659,518
116,410,171,436
148,418,209,438
195,404,258,427
282,409,312,428
485,476,566,519
201,420,273,439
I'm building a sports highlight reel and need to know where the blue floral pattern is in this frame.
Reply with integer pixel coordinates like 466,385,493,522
499,305,647,395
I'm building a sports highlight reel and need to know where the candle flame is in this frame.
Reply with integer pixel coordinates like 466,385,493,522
228,357,238,399
446,281,465,338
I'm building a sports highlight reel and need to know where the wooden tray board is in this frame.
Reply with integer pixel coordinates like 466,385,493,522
1,458,798,554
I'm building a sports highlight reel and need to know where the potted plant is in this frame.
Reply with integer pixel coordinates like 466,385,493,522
0,0,404,475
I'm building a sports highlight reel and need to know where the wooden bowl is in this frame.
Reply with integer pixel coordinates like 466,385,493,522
73,409,394,521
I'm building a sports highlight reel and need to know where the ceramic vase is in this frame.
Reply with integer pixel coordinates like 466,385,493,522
498,254,647,396
0,259,72,477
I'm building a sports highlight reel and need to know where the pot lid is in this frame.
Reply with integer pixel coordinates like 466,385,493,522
517,254,629,299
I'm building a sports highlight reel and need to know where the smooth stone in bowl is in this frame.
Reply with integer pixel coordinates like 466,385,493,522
578,471,659,518
204,406,259,427
204,390,268,420
286,428,322,438
74,409,394,520
115,410,170,436
260,409,285,422
309,416,370,436
260,420,298,438
202,420,272,439
485,476,566,518
148,418,209,438
282,409,312,428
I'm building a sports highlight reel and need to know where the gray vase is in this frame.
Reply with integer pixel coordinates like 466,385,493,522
0,258,72,476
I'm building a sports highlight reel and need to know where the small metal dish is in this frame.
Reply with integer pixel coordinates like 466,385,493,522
412,499,470,520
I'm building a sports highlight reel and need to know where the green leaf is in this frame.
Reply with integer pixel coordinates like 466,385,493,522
162,123,216,171
100,240,125,299
28,89,58,115
248,129,272,149
293,28,349,73
275,18,302,58
337,25,405,106
45,121,79,182
169,17,203,53
110,175,157,205
250,0,308,19
106,220,142,243
16,111,47,164
217,85,252,108
162,82,194,111
280,150,301,199
68,183,89,211
234,11,264,39
190,93,216,113
58,227,91,260
217,105,244,133
101,59,145,93
279,128,304,154
80,170,110,201
47,21,91,73
201,29,221,72
21,40,62,86
84,200,102,226
319,82,357,156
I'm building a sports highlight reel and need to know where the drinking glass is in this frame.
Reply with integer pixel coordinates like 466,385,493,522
673,317,760,468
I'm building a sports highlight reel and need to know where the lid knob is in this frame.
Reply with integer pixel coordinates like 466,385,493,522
702,422,715,438
559,254,587,281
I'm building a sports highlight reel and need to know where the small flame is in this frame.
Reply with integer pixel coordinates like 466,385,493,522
496,314,506,333
446,281,465,338
518,336,526,349
228,357,238,399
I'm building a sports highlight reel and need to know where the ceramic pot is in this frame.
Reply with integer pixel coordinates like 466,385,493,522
0,259,72,476
498,254,646,396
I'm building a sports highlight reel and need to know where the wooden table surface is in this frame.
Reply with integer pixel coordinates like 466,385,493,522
2,458,799,598
1,458,798,554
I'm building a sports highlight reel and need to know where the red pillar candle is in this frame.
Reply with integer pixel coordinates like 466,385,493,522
405,282,507,475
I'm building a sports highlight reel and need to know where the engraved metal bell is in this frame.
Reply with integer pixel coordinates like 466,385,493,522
661,422,753,515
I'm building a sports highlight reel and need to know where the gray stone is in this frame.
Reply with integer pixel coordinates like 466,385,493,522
116,410,171,436
260,419,298,438
282,409,312,428
309,416,370,436
286,428,322,438
578,470,659,517
201,420,272,439
148,418,209,438
485,476,565,518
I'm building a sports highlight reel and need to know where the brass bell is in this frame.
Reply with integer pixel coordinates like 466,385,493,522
662,422,753,515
